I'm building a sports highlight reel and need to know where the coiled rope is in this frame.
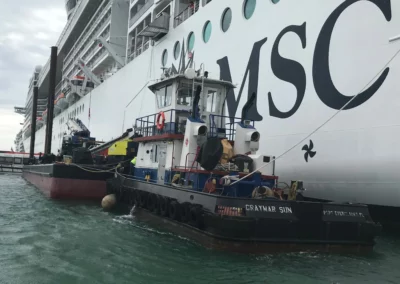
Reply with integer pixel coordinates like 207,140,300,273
230,46,400,186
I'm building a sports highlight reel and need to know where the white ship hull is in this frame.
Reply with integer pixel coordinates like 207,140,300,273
23,0,400,208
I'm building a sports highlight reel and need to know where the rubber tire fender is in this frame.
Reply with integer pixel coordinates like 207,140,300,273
159,196,169,217
169,200,181,221
146,193,156,211
180,202,191,223
189,205,204,229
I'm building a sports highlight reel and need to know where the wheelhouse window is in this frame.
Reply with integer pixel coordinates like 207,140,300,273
177,87,192,106
156,85,172,108
206,90,220,113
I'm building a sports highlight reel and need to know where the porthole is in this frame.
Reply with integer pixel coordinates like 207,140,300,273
203,21,212,43
221,8,232,32
161,49,168,66
243,0,256,19
173,41,180,60
187,32,195,52
271,0,279,3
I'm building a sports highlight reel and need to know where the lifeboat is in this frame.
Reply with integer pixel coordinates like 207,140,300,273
56,93,68,110
66,75,94,104
66,92,77,104
42,109,48,122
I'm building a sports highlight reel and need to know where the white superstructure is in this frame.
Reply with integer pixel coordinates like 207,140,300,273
15,0,400,209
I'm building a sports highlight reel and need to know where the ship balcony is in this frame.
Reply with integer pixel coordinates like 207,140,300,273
137,14,169,40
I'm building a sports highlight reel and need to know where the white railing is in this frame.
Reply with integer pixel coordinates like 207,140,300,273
63,2,112,72
174,1,200,28
63,0,111,61
64,27,110,79
81,22,110,61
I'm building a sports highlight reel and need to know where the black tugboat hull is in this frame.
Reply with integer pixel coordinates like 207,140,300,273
130,209,375,254
109,175,381,253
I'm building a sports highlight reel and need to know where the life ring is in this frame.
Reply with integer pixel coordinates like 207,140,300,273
156,111,165,130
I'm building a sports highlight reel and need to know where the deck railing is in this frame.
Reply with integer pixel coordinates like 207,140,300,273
174,1,200,28
0,164,22,174
209,115,255,141
135,109,190,137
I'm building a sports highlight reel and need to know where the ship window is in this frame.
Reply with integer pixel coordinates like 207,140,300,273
187,32,195,52
244,0,256,19
177,87,192,106
206,90,220,113
161,49,168,66
203,21,212,43
271,0,279,3
156,85,172,108
174,41,180,60
221,8,232,32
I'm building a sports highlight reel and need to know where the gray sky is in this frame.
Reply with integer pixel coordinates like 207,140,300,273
0,0,66,150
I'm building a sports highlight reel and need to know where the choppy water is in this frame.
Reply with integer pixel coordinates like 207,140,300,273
1,174,400,284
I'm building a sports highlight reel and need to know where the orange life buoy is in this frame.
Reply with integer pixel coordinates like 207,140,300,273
156,111,165,130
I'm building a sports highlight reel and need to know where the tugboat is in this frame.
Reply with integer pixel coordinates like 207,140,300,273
106,68,381,253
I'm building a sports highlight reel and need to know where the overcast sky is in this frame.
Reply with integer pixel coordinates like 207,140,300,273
0,0,66,150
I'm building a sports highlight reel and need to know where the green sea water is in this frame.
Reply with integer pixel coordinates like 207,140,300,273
1,174,400,284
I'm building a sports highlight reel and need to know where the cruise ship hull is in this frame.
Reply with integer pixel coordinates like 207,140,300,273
21,0,400,214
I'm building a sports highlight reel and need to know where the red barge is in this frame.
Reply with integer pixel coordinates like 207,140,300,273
23,163,113,200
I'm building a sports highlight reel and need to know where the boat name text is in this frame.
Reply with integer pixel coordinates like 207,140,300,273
245,205,292,214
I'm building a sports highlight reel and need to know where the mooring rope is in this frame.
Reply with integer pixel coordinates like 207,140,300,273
68,163,122,173
230,46,400,186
